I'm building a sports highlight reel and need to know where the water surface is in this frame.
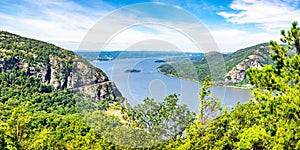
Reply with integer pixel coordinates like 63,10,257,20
91,57,251,112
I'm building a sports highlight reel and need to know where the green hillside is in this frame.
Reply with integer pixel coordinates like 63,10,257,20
224,43,271,71
0,31,195,149
1,21,300,149
0,31,121,100
0,31,124,149
158,42,273,85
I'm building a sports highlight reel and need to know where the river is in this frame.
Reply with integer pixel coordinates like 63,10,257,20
90,57,251,112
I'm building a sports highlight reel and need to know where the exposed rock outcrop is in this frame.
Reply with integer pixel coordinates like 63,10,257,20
225,55,263,83
225,45,271,84
158,43,272,85
0,31,122,101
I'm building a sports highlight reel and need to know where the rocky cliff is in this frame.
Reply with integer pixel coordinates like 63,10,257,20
158,43,273,85
225,55,263,83
0,31,121,101
224,43,272,84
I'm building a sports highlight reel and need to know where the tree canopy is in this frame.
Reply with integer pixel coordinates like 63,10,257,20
1,22,300,149
175,21,300,149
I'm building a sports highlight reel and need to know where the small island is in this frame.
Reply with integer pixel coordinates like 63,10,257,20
154,59,166,63
125,69,141,73
96,56,113,61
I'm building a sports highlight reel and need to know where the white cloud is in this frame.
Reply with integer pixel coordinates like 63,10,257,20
211,29,280,52
1,1,224,52
0,1,285,52
77,3,223,53
102,20,282,53
218,0,300,29
103,24,200,52
0,0,113,50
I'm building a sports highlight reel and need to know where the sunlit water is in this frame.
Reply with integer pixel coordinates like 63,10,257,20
91,58,251,112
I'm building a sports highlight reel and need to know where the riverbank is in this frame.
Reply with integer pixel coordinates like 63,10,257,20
224,84,253,90
157,68,253,90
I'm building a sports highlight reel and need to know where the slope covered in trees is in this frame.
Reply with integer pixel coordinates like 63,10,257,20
168,21,300,149
0,31,123,149
158,42,272,85
1,22,300,149
0,31,121,100
0,31,197,149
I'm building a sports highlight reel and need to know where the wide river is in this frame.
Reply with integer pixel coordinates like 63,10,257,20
91,58,251,112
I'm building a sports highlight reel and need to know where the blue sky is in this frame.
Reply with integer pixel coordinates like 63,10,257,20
0,0,299,52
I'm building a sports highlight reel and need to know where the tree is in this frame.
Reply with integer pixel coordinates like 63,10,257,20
247,21,300,93
178,22,300,149
280,21,300,54
122,94,195,141
0,119,20,149
198,75,221,124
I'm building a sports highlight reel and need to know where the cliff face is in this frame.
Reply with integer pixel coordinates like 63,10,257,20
224,44,272,84
225,55,263,83
0,31,121,101
158,43,273,85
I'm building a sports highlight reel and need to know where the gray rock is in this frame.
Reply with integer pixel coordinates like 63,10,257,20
225,55,263,83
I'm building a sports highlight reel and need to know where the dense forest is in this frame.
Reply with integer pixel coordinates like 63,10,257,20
1,22,300,149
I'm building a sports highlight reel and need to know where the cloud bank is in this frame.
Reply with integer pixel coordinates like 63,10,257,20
218,0,300,29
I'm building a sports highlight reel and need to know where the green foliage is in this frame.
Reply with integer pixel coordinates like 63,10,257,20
0,63,121,149
158,63,178,76
247,22,300,92
198,76,222,124
1,22,300,149
158,60,198,81
122,94,196,141
0,31,125,149
158,43,272,84
172,21,300,149
280,21,300,54
224,43,271,71
0,31,92,89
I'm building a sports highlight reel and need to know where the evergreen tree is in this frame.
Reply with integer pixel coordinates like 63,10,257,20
177,22,300,149
198,75,222,124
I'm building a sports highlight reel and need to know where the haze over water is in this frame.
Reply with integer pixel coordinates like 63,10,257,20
85,55,251,113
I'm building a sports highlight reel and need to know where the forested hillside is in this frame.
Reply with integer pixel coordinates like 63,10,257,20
0,31,124,149
0,31,121,100
173,22,300,149
158,42,272,85
1,22,300,149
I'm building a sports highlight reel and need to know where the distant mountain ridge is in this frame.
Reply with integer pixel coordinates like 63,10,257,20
0,31,121,101
76,51,204,62
158,43,273,85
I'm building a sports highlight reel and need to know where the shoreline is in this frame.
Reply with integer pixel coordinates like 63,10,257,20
157,68,252,90
223,85,253,90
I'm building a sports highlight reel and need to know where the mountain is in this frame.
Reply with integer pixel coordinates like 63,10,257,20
224,43,272,84
0,31,121,100
158,43,273,85
0,31,126,149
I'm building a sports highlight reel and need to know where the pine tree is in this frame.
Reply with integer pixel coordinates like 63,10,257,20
198,75,221,124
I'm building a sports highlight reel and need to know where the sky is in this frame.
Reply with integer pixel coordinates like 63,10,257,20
0,0,299,52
